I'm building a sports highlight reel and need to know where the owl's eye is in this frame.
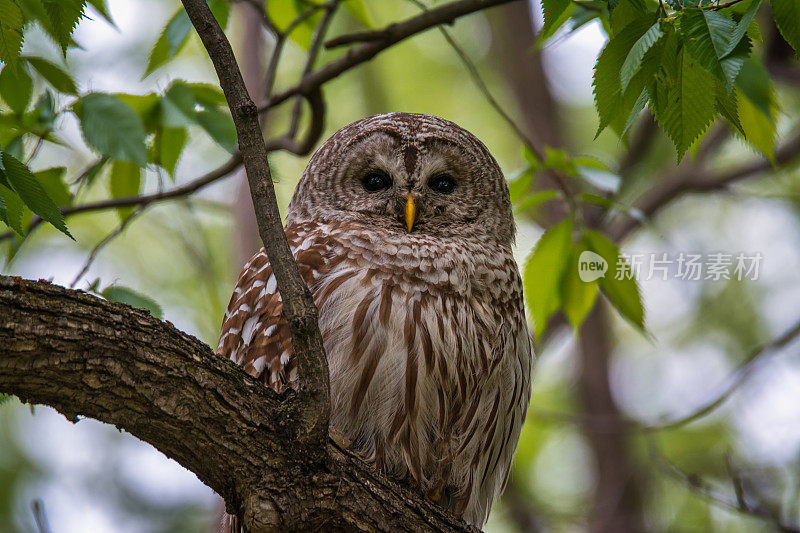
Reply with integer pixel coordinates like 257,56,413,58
362,171,392,192
428,174,456,194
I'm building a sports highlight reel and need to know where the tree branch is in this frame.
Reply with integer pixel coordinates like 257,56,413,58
263,0,521,110
0,277,475,532
180,0,330,449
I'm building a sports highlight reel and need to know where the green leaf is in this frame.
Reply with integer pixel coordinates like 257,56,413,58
507,167,534,204
73,93,148,166
736,86,776,160
771,0,800,54
583,229,645,331
0,0,24,66
0,64,33,114
102,286,163,319
209,0,230,30
0,151,71,237
609,0,646,34
195,107,236,152
651,47,717,159
681,7,750,88
736,56,775,117
561,240,600,330
514,190,560,215
620,21,663,91
86,0,113,26
524,218,573,339
152,127,187,178
715,80,743,134
593,14,657,136
42,0,85,53
116,92,160,132
0,183,25,235
35,167,71,206
542,0,571,36
267,0,319,49
538,2,575,43
25,56,78,95
721,0,762,57
144,8,192,77
109,160,141,221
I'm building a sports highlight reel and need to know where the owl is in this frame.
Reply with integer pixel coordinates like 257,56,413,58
218,113,532,529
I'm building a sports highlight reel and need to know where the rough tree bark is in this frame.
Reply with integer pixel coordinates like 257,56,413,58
0,276,476,532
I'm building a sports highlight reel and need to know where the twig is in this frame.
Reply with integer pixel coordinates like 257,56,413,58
288,0,339,139
0,154,243,243
181,0,331,447
649,439,800,532
611,130,800,240
263,0,521,111
31,500,51,533
69,206,146,289
640,316,800,432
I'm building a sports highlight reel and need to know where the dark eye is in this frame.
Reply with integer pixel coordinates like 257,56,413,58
428,174,456,194
362,171,392,192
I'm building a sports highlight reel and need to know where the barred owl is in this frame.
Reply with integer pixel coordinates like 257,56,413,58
218,113,532,529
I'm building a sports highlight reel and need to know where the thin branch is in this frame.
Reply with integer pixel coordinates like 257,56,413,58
610,130,800,241
263,0,521,111
650,439,800,532
69,206,146,289
287,0,339,139
181,0,330,448
641,316,800,432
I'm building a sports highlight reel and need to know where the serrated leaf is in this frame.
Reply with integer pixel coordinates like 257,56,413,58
0,0,24,66
109,160,140,221
73,93,148,166
583,229,645,331
593,14,657,136
35,167,71,206
524,218,573,339
1,151,71,237
25,56,78,95
651,47,717,159
116,92,160,132
621,22,663,91
144,8,192,77
721,0,762,57
102,286,163,319
42,0,85,53
561,240,600,330
771,0,800,54
681,7,750,88
542,0,571,36
609,0,646,34
0,64,33,114
152,127,187,178
715,80,743,134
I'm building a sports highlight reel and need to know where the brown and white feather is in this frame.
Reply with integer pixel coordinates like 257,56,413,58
218,113,533,530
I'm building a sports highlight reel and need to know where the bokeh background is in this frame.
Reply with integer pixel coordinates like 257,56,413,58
2,0,800,531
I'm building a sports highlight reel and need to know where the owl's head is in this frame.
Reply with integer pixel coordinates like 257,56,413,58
287,113,515,245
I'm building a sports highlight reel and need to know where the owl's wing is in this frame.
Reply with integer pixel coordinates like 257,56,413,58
216,226,327,393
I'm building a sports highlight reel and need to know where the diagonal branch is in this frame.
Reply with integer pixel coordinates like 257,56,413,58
263,0,521,110
180,0,330,448
0,276,475,532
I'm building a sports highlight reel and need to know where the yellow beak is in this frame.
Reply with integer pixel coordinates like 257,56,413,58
404,193,416,232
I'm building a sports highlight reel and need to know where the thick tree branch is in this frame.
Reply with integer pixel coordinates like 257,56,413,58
0,277,475,532
181,0,330,449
